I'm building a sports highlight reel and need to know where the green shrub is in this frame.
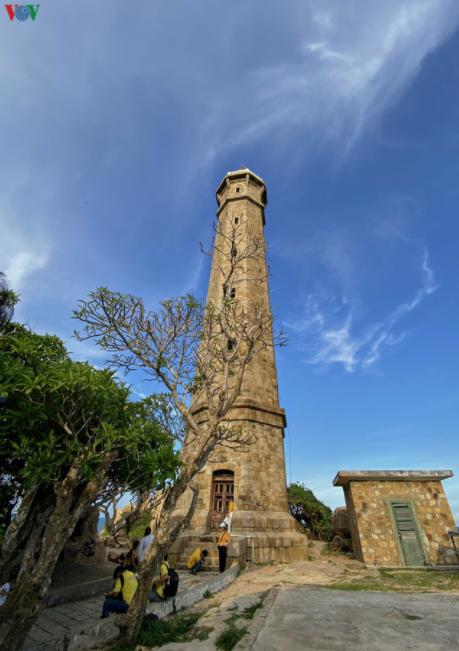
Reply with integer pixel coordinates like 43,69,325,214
225,592,267,625
241,596,265,620
127,511,152,540
287,482,333,541
215,621,248,651
138,612,203,647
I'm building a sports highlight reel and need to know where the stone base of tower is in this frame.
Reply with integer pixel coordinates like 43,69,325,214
169,509,308,567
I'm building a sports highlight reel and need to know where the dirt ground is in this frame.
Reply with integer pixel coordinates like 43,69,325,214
109,542,459,651
211,541,365,599
191,539,459,609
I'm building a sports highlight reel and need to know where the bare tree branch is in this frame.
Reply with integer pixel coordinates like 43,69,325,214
73,216,287,645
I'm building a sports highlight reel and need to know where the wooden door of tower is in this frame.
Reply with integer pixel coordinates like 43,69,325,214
211,470,234,531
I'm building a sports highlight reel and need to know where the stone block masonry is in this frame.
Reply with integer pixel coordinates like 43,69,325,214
171,168,308,563
334,470,457,566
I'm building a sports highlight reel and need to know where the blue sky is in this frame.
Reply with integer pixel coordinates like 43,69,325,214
1,1,459,517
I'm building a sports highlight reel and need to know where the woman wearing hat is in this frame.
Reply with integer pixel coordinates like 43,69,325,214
217,522,232,573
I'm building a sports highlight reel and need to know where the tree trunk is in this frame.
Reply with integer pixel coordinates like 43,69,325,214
0,486,40,584
0,506,52,622
118,475,199,646
0,462,109,651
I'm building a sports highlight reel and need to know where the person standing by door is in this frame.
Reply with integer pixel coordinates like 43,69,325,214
217,523,232,573
225,499,234,533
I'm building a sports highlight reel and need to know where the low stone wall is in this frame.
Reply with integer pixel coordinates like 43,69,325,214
45,577,113,608
26,565,239,651
170,530,307,566
240,532,308,563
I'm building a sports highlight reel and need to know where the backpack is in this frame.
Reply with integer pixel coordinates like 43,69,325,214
163,563,179,598
82,544,94,557
116,573,125,601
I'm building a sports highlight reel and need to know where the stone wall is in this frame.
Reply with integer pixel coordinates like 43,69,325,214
344,480,456,566
177,420,290,531
174,170,291,526
171,170,308,563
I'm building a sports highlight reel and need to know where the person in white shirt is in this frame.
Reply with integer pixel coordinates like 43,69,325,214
0,582,10,606
138,527,155,563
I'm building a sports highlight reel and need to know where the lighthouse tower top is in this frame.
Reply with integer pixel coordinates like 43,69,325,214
216,168,268,224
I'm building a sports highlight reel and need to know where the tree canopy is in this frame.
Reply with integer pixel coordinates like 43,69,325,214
0,272,18,334
71,217,285,645
0,324,181,651
287,482,333,541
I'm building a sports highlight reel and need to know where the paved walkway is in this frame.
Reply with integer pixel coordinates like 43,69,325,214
252,586,459,651
125,584,459,651
0,572,222,650
4,563,459,651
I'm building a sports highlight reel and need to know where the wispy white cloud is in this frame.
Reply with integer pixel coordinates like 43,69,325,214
361,248,437,368
285,243,438,373
6,251,49,291
181,254,206,296
372,196,421,243
0,207,52,294
0,0,456,354
199,0,459,160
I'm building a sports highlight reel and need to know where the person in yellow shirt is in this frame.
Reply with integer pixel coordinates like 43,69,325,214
101,566,138,618
149,554,170,601
218,523,232,573
187,548,209,574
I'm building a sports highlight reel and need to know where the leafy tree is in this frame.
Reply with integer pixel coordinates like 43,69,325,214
287,482,333,541
0,272,18,334
0,272,18,503
96,489,157,539
73,217,286,645
0,325,181,651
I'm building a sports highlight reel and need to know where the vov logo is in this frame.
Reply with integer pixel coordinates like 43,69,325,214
5,5,40,21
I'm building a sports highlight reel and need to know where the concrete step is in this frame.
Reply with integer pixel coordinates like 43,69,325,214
187,534,220,543
176,562,220,573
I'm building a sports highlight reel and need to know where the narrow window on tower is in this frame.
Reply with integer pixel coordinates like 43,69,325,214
234,217,239,224
227,340,234,351
236,187,240,193
230,288,236,299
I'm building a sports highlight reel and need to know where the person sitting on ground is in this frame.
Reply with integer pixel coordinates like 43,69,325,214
138,526,155,563
101,565,138,619
187,548,209,574
148,554,170,602
125,539,140,572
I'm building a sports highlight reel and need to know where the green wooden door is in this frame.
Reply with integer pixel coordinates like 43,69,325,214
391,502,425,566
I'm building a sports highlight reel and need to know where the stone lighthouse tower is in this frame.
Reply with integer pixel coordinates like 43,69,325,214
171,168,308,565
